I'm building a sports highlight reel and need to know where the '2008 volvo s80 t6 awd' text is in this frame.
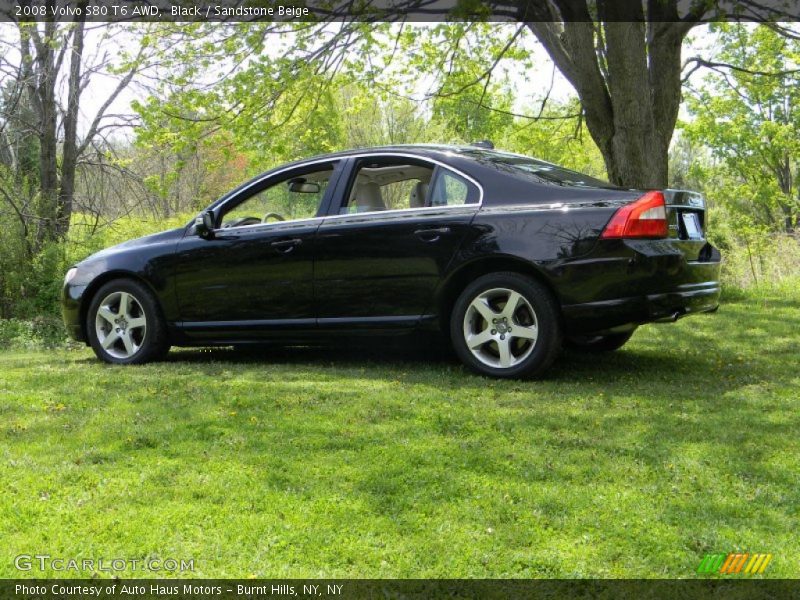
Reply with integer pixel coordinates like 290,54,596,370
62,145,721,378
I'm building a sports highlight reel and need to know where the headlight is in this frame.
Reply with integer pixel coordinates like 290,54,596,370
64,267,78,284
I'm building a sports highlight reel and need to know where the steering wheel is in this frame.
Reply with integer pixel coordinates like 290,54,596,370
222,216,261,228
263,212,286,223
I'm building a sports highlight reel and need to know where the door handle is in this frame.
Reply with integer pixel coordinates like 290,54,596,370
270,238,303,252
414,226,451,241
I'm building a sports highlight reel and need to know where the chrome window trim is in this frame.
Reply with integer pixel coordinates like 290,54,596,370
213,216,323,233
337,152,484,208
322,204,477,223
204,151,484,234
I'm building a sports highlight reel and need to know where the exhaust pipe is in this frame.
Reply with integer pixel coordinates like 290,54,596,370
655,310,685,323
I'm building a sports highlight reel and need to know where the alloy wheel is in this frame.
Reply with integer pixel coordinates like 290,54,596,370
462,287,539,369
94,291,147,359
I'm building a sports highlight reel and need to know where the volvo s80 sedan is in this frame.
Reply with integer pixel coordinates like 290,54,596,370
62,145,721,378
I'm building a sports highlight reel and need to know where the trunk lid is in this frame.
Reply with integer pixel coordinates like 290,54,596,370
663,189,709,261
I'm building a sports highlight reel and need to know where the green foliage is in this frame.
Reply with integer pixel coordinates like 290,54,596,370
682,154,800,290
0,200,192,321
132,24,541,169
500,99,606,178
675,24,800,289
20,242,66,317
0,317,69,349
0,168,65,319
1,287,799,576
0,77,41,186
706,216,800,289
65,213,193,268
683,24,800,232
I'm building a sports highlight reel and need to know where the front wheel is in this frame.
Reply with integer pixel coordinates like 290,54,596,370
86,279,170,364
450,272,562,379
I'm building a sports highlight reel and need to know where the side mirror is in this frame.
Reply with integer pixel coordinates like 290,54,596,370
195,210,216,239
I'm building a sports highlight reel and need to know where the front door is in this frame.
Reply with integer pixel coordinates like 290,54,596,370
174,160,341,340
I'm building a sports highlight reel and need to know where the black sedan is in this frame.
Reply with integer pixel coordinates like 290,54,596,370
62,145,721,378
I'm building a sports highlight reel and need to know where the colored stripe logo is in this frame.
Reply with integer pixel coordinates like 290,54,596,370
697,553,772,574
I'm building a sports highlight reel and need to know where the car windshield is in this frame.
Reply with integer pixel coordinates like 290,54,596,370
458,149,616,189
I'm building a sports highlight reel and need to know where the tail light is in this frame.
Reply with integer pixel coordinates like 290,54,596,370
600,191,668,239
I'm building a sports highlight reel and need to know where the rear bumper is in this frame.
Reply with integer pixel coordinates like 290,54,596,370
646,281,721,322
562,280,720,333
559,240,722,334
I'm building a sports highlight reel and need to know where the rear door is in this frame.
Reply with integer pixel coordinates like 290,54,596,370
314,155,481,329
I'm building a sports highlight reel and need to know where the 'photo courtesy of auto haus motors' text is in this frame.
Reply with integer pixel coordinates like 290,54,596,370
1,0,799,598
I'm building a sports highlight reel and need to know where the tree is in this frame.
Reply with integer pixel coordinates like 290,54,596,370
525,17,687,187
405,1,797,188
0,22,157,243
130,2,800,189
683,24,799,232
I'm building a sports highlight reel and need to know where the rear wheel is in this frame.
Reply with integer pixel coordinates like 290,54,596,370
450,272,562,379
87,279,170,364
566,330,635,353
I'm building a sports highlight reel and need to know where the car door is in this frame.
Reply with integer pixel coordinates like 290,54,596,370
173,160,342,340
314,155,481,329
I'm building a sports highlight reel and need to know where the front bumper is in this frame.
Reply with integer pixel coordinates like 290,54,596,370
62,282,88,342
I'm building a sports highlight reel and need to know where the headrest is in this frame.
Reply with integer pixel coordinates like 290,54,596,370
355,182,385,211
410,182,429,208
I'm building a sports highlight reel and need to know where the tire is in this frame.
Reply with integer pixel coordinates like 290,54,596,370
449,272,562,379
565,330,635,353
86,278,170,364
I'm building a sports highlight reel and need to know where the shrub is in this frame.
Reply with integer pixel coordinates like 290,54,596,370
0,316,71,349
0,211,193,322
706,210,800,290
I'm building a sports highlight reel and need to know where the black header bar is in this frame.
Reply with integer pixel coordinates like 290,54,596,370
5,579,800,600
2,0,800,23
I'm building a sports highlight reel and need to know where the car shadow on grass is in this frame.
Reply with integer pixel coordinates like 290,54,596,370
163,334,459,367
156,331,720,385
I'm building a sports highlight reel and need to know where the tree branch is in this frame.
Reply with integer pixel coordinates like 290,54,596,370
683,57,800,79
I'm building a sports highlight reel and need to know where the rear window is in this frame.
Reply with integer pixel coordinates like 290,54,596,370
458,149,616,189
429,170,475,206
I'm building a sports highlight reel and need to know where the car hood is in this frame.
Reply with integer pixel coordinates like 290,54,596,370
78,227,185,265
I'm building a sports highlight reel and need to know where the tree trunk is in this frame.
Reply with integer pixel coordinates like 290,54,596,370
525,1,690,189
780,203,795,233
19,20,60,245
57,19,86,239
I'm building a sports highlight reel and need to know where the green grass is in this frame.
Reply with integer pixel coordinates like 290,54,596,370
1,287,798,579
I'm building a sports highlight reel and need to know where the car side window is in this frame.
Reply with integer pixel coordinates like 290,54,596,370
429,169,474,206
340,159,435,214
220,165,335,228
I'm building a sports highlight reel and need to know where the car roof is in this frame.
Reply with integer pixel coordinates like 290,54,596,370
294,144,483,161
290,144,590,176
283,144,575,176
